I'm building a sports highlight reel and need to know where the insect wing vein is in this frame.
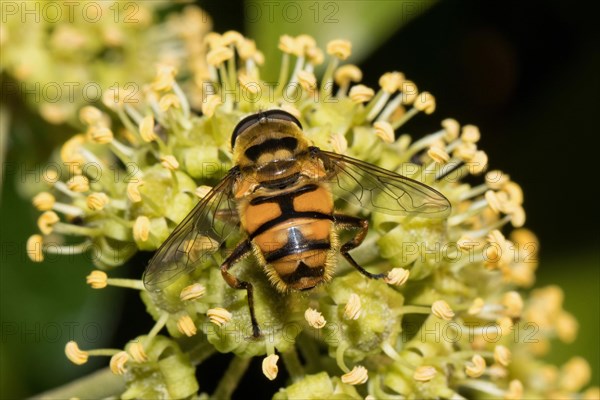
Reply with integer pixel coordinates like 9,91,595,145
318,150,451,217
142,171,239,291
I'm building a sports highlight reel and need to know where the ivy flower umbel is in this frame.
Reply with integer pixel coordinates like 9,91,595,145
1,2,211,125
28,33,596,399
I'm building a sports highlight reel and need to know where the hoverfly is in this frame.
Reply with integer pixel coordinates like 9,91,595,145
143,109,451,337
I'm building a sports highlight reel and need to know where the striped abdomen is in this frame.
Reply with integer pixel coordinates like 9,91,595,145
240,182,336,292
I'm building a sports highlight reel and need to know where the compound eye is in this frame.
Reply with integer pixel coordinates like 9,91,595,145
263,109,302,130
231,110,303,149
231,116,259,149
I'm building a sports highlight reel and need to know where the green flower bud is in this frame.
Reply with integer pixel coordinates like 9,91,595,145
320,272,404,361
121,335,199,400
273,372,361,400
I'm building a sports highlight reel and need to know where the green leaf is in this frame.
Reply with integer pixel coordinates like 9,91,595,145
246,0,435,80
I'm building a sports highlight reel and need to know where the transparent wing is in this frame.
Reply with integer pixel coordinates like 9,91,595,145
143,170,239,292
315,149,451,218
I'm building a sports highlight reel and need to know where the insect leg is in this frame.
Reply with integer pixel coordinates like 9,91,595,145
220,239,261,337
334,214,387,280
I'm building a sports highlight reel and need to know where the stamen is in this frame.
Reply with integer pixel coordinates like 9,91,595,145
177,315,198,337
160,155,180,171
458,183,489,201
297,70,317,94
427,146,450,164
207,307,232,327
86,192,109,211
363,73,402,121
66,175,90,193
109,138,135,162
128,341,148,363
341,365,369,385
278,35,298,54
380,341,401,361
559,357,591,392
139,115,157,143
27,234,44,262
349,85,375,103
201,94,222,118
79,106,104,126
505,380,524,400
221,30,243,47
373,121,395,143
158,94,181,112
304,308,326,329
152,64,177,92
32,192,55,211
413,92,436,114
133,216,151,242
453,142,477,162
296,34,317,56
43,241,91,256
52,202,85,217
344,294,362,320
485,190,503,214
441,118,460,142
466,150,488,175
326,39,352,60
334,64,362,97
431,300,455,321
413,365,437,382
238,72,261,99
110,351,130,375
262,354,279,381
173,81,191,119
501,291,523,318
127,180,144,203
494,345,511,367
502,181,524,205
465,354,486,378
448,198,488,226
468,298,485,315
276,34,298,85
496,316,514,336
124,103,144,125
38,211,60,235
503,202,526,228
305,46,324,67
485,170,510,190
86,270,108,289
180,283,206,301
320,39,351,97
207,46,234,67
330,132,348,153
89,126,114,144
385,268,410,286
555,311,578,343
65,341,89,365
335,341,350,372
461,125,481,143
399,80,418,104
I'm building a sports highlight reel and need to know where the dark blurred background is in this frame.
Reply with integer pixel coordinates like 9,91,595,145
1,0,598,398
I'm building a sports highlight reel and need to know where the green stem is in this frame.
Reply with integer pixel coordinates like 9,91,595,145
281,347,304,382
211,356,251,400
31,367,125,399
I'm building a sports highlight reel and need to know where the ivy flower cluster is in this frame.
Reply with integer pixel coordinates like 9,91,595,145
28,32,597,399
0,2,210,125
